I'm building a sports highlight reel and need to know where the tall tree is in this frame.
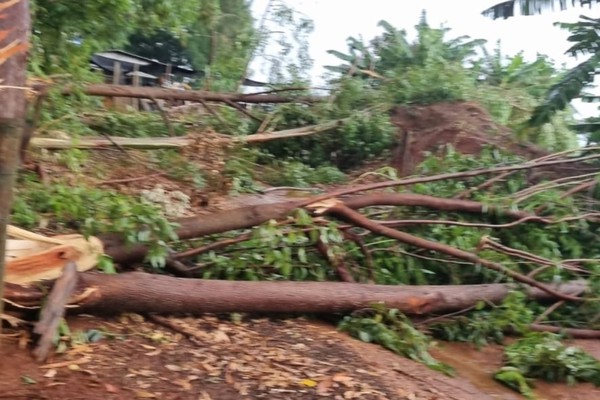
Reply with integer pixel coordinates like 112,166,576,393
0,0,31,330
30,0,200,73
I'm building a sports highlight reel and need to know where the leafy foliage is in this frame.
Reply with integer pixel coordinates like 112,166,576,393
338,305,453,374
30,0,201,73
495,332,600,397
194,210,346,281
429,291,534,347
260,102,395,169
11,177,178,268
324,15,577,150
87,111,187,138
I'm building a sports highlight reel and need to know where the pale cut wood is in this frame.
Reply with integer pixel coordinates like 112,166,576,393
5,225,103,284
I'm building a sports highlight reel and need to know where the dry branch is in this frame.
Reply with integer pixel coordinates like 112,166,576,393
529,323,600,339
32,261,78,362
297,153,600,207
343,193,534,219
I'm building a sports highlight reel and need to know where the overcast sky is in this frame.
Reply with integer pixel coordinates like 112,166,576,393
250,0,600,117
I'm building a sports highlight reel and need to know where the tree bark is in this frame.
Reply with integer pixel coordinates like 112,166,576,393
0,0,30,330
3,272,586,316
101,201,301,264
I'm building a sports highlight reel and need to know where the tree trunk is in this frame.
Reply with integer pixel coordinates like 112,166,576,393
4,272,586,316
101,201,301,264
34,83,319,104
0,0,30,328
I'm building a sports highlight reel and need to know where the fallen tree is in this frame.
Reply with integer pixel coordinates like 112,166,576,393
3,272,587,315
101,192,543,266
31,83,321,105
30,119,345,149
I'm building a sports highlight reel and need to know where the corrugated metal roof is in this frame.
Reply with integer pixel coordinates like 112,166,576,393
95,51,152,65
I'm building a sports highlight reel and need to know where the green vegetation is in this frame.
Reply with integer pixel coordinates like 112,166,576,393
495,332,600,398
429,292,534,348
11,3,600,395
12,176,177,268
339,305,453,375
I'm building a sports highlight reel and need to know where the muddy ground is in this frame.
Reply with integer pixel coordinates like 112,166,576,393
2,315,600,400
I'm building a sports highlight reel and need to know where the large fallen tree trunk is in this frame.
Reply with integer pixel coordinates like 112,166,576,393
102,193,540,265
30,120,345,149
33,83,320,105
3,272,587,315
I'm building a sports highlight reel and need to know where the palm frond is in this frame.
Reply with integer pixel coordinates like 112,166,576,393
529,53,600,126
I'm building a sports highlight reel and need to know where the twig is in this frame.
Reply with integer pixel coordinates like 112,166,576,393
379,216,545,229
343,230,376,282
199,99,229,127
315,238,355,283
415,305,477,326
149,96,174,136
224,99,262,122
534,301,566,324
296,153,600,208
173,232,254,260
243,87,309,96
477,236,587,274
98,172,164,186
529,323,600,339
454,171,513,199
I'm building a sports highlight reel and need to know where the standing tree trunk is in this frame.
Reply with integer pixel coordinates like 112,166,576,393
0,0,30,330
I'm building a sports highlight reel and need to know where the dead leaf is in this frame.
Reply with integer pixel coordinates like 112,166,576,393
332,373,354,386
135,390,156,398
40,357,90,369
316,377,333,395
145,349,162,356
43,369,57,378
225,370,235,384
213,330,231,343
105,383,120,393
299,379,318,388
174,379,192,391
198,391,213,400
165,364,183,372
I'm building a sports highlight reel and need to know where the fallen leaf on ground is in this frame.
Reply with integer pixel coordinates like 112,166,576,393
299,378,318,388
316,377,333,395
135,390,156,398
40,357,90,369
43,369,57,378
105,383,120,393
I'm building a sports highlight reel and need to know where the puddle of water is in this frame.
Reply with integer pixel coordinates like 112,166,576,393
432,341,600,400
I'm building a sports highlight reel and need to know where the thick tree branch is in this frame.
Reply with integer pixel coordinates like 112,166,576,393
322,202,585,302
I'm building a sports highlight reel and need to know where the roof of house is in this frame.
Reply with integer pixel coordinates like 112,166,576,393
92,49,196,75
91,50,268,87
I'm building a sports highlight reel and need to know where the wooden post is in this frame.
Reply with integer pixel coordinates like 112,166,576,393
112,61,121,85
108,61,122,109
132,64,140,110
0,0,30,337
